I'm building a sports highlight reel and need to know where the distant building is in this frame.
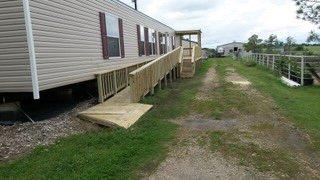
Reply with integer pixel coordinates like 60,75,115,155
216,42,244,56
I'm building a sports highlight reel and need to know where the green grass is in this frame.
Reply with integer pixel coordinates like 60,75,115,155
194,59,259,119
0,60,213,179
228,58,320,151
305,45,320,55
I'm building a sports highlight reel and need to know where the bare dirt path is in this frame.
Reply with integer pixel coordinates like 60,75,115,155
148,63,320,179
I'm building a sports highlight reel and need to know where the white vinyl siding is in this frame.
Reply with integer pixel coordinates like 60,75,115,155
0,0,32,92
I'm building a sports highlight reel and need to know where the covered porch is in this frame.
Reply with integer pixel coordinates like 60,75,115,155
175,30,202,48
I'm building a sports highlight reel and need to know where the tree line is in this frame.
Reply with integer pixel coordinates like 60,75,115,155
243,34,317,55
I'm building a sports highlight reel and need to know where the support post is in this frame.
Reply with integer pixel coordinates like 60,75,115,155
164,74,168,87
173,66,177,81
97,74,104,103
158,79,162,90
198,33,202,47
301,57,304,86
267,56,269,68
169,70,173,84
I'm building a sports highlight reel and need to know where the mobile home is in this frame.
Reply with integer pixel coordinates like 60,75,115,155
0,0,199,100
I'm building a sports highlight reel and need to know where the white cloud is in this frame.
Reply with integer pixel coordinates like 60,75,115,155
119,0,318,48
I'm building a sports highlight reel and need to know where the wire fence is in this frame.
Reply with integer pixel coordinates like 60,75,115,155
239,52,320,86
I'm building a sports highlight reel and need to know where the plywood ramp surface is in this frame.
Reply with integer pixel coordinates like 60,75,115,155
79,87,153,129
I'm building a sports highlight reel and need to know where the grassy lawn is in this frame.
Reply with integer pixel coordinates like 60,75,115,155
305,45,320,55
229,58,320,150
0,60,212,179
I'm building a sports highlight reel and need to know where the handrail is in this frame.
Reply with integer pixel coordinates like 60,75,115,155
193,45,202,62
240,52,320,86
129,46,182,102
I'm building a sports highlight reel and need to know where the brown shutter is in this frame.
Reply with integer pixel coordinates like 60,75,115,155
144,27,149,56
137,25,141,56
118,18,125,58
154,31,158,55
99,12,108,59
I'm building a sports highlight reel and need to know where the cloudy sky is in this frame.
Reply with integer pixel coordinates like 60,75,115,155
119,0,317,48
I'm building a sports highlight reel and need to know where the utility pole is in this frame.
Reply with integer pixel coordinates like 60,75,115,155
132,0,137,10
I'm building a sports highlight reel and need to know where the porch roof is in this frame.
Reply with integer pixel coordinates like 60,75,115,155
175,30,202,35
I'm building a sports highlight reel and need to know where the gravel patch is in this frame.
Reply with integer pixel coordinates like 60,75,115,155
0,99,102,163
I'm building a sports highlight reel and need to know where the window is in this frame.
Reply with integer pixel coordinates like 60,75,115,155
148,29,156,55
139,25,145,56
106,13,121,57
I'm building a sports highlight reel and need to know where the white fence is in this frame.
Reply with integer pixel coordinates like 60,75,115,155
239,53,320,86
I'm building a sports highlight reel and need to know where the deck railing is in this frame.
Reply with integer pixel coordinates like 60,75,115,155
193,45,203,72
240,52,320,86
96,62,148,103
129,47,183,102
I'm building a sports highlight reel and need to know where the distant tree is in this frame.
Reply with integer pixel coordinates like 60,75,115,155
264,34,278,53
294,0,320,43
284,36,296,54
307,30,320,43
294,44,304,51
294,0,320,27
244,34,263,53
275,40,284,49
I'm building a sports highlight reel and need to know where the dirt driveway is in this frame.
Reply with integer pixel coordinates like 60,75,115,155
148,62,320,179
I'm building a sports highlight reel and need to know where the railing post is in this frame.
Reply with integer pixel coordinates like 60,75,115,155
272,55,275,70
125,67,129,87
301,56,304,86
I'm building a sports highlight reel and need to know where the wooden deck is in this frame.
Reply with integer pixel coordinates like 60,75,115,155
78,87,153,129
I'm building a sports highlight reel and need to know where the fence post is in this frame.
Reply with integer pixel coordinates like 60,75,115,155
272,55,275,70
301,57,304,86
288,63,291,79
267,55,269,68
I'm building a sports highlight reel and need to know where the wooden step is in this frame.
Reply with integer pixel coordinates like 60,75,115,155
182,67,194,72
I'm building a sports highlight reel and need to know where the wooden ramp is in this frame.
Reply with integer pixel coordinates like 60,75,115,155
78,87,153,129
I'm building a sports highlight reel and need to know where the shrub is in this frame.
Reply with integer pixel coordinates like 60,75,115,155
244,60,257,67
